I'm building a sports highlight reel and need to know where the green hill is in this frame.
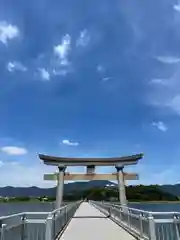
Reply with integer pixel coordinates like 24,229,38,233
0,182,178,202
63,184,179,202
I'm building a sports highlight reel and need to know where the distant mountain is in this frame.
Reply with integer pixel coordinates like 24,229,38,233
0,180,116,197
64,180,116,192
159,184,180,197
1,181,179,199
0,186,56,197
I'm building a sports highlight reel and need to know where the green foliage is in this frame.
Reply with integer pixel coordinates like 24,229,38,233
13,196,30,201
126,185,178,202
63,185,179,202
46,196,56,201
0,185,178,202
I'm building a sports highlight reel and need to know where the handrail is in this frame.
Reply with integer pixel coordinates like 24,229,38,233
100,201,180,215
0,201,81,240
0,203,73,220
0,212,51,220
1,201,180,240
90,201,180,240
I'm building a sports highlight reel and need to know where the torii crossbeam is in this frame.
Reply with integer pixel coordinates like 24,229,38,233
44,172,139,181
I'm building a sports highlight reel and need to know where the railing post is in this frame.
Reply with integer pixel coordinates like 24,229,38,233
111,206,114,218
0,223,6,240
148,214,156,240
174,215,180,240
45,215,53,240
58,209,63,230
119,207,122,221
139,213,143,238
108,206,112,218
65,206,68,222
127,209,131,227
53,213,56,239
62,208,66,227
21,214,27,240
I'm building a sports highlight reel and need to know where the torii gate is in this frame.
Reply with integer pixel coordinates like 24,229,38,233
39,153,143,209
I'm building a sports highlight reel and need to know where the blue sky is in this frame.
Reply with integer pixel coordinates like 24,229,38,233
0,0,180,187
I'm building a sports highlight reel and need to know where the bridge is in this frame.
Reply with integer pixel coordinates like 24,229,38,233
60,202,135,240
0,153,178,239
0,200,179,240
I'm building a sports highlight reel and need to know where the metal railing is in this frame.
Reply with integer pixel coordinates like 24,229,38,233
0,201,81,240
90,201,180,240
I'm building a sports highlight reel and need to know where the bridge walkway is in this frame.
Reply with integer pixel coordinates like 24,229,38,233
60,202,136,240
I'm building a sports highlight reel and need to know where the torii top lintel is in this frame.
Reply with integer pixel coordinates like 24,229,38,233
39,153,143,167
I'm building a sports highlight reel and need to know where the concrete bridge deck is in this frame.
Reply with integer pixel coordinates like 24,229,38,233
60,202,136,240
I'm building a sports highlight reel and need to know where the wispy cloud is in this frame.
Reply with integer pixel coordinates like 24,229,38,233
167,95,180,115
149,167,180,185
149,93,180,116
0,160,178,187
76,29,90,47
54,34,71,66
38,68,50,81
51,34,72,77
174,5,180,11
52,69,69,76
102,77,112,82
156,56,180,64
97,64,105,73
152,121,168,132
0,21,19,45
149,79,168,85
127,164,180,185
148,65,180,115
1,146,28,155
96,65,112,82
173,1,180,12
7,61,27,72
61,139,79,146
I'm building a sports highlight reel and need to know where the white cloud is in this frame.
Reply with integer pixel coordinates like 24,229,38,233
156,56,180,64
173,4,180,12
0,161,56,187
39,68,50,81
0,21,19,45
0,161,84,187
76,29,90,47
7,61,27,72
152,121,168,132
0,160,94,187
1,146,28,155
61,139,79,146
54,34,71,66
